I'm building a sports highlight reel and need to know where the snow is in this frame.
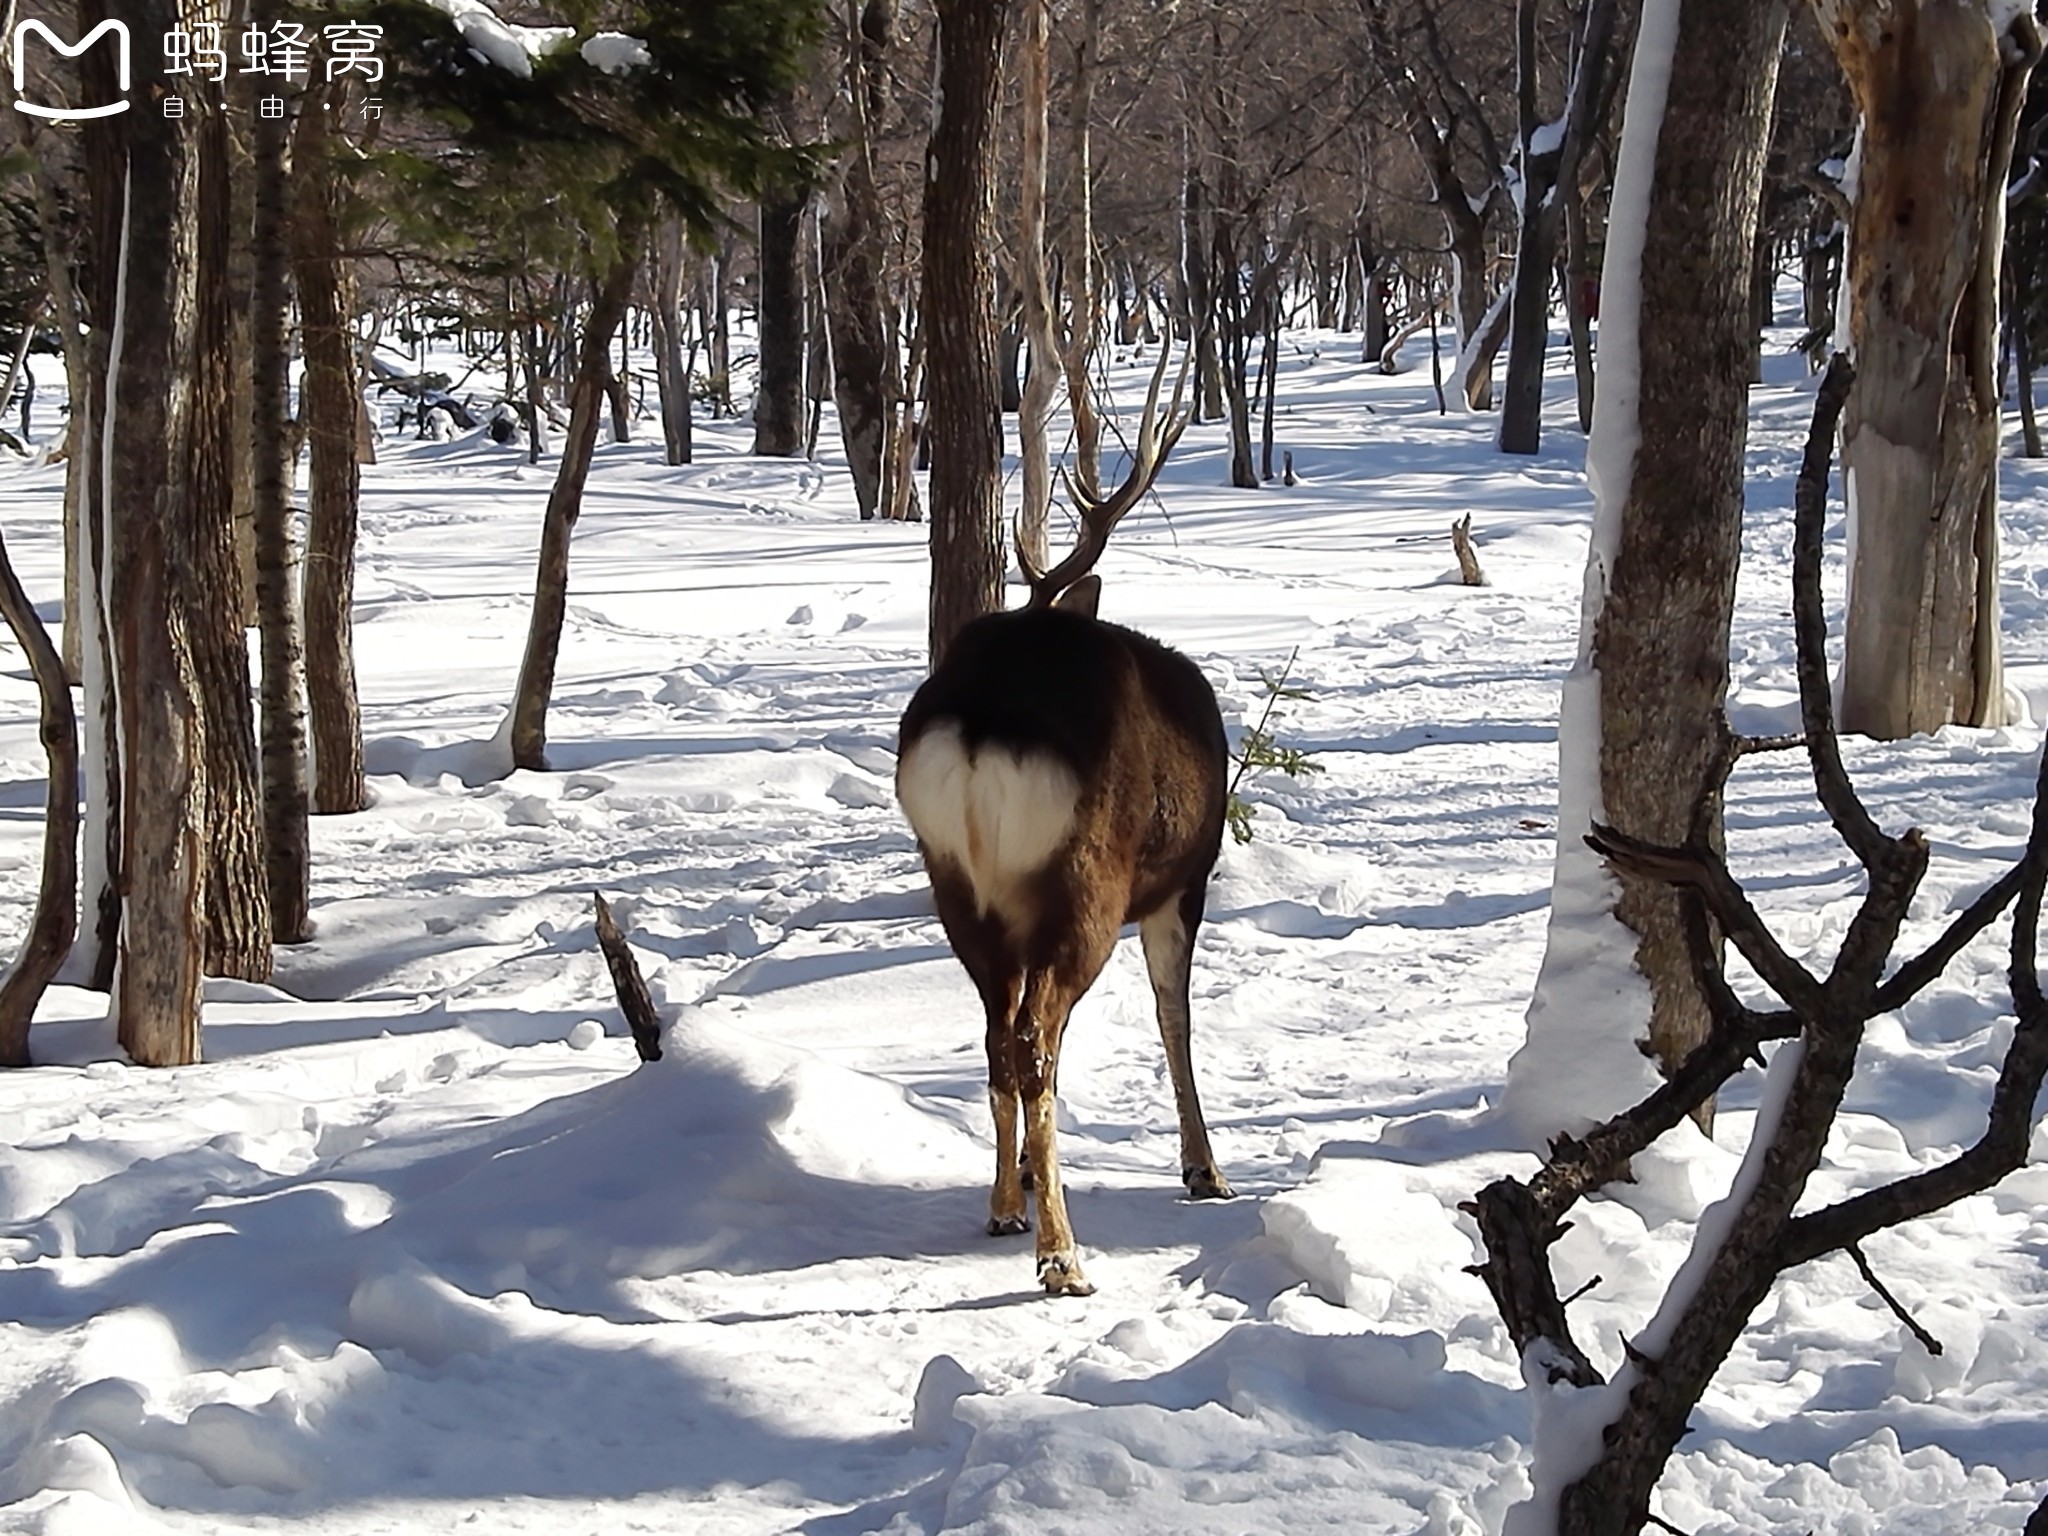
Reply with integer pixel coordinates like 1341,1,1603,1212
579,33,651,77
424,0,573,78
1,312,2046,1534
1501,0,1681,1145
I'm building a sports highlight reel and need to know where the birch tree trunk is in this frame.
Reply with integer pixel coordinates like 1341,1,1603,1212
1820,0,2042,737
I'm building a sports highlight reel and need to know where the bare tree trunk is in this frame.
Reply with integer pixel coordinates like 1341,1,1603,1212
2017,238,2042,457
102,0,207,1065
651,219,694,466
1499,0,1619,454
1181,158,1225,424
1015,0,1058,572
1579,0,1787,1122
1565,173,1598,432
707,243,733,415
821,0,902,520
291,85,366,817
71,34,128,992
510,214,646,770
922,0,1012,664
1824,0,2041,736
1056,0,1104,497
228,86,258,626
191,99,271,980
1451,225,1495,410
252,81,310,946
753,191,808,456
1258,298,1279,480
1212,216,1259,490
884,318,926,523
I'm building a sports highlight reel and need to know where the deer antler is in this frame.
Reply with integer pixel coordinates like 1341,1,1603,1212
1020,340,1192,609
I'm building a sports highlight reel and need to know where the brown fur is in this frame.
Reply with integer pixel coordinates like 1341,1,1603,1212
897,605,1234,1296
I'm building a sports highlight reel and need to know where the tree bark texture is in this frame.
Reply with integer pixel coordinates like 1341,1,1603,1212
1499,0,1619,454
190,103,271,980
103,0,208,1066
753,191,808,457
510,219,645,770
252,87,311,945
1056,0,1104,498
1015,0,1059,572
921,0,1012,665
292,86,367,816
820,0,901,520
1820,0,2041,737
77,69,125,990
1596,0,1787,1101
652,219,694,466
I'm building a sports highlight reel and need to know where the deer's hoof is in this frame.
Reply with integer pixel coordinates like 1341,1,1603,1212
1037,1252,1095,1297
1184,1166,1235,1200
986,1213,1030,1236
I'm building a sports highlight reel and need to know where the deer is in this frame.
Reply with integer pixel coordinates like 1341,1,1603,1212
894,351,1233,1297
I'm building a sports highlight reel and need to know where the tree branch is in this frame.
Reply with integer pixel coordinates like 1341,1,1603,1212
1847,1243,1944,1356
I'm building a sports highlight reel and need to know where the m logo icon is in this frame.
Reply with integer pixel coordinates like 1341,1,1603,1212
12,18,131,120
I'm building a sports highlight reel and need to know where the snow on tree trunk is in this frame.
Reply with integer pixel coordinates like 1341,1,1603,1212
921,0,1012,665
1505,0,1787,1146
1821,0,2041,738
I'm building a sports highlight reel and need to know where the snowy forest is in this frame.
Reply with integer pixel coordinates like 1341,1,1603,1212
1,0,2047,1531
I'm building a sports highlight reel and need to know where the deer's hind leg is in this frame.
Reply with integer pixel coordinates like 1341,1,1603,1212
931,872,1031,1237
980,962,1029,1236
1140,882,1234,1200
1016,894,1124,1298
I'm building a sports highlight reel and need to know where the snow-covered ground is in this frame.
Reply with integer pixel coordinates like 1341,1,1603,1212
1,323,2046,1535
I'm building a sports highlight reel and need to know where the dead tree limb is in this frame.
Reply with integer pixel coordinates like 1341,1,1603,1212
594,891,663,1063
0,518,77,1066
1472,354,2048,1534
1451,514,1486,586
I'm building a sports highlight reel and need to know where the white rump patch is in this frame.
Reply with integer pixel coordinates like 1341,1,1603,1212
897,721,1079,919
